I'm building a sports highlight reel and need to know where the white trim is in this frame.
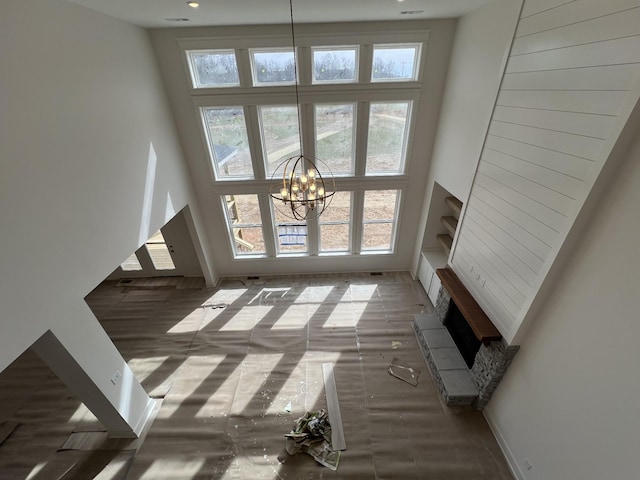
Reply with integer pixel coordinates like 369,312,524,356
483,409,526,480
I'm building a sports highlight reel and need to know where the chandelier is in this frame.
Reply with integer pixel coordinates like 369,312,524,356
271,154,336,221
269,0,336,220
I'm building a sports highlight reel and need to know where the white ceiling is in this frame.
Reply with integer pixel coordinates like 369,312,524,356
66,0,494,28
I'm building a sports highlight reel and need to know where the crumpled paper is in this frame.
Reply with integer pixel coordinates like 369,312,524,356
284,409,340,470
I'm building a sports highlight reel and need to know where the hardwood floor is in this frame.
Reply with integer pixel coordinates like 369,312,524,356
0,272,513,479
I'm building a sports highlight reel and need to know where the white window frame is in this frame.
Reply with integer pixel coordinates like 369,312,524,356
361,190,401,254
186,49,240,89
221,195,267,257
200,106,255,181
182,30,427,259
365,100,414,176
311,45,360,85
249,47,298,87
371,43,422,83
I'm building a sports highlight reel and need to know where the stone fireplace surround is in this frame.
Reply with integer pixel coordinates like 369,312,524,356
413,268,519,409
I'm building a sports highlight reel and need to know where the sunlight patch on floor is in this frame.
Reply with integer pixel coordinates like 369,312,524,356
206,288,248,305
350,283,378,301
140,458,205,480
25,462,46,480
219,306,259,331
304,285,334,303
128,356,171,383
321,303,356,328
353,302,370,326
159,354,227,418
166,308,203,333
271,303,319,330
254,305,274,324
230,354,284,415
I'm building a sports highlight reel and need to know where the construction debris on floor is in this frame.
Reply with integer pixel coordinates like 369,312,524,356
387,357,421,386
283,409,340,470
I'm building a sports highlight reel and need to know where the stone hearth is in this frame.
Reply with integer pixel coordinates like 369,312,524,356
413,268,519,409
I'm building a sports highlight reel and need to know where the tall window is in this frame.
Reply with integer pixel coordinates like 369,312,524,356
185,37,424,259
202,107,253,179
366,102,411,174
223,195,266,255
259,105,301,177
319,191,352,253
272,198,307,254
315,104,355,176
362,190,400,251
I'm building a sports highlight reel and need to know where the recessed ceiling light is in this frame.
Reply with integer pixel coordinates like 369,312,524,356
187,1,199,7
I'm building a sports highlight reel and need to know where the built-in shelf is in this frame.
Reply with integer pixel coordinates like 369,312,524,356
437,195,462,257
445,196,462,217
437,234,453,256
441,216,458,237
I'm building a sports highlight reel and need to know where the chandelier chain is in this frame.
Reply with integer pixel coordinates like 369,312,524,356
289,0,303,144
269,0,336,221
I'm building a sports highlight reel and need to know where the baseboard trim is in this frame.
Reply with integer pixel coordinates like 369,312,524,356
483,409,525,480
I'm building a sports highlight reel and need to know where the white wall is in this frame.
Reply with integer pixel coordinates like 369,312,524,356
428,0,522,201
485,114,640,480
0,0,213,433
412,0,522,270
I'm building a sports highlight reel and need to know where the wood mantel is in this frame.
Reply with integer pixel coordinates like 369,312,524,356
436,268,501,344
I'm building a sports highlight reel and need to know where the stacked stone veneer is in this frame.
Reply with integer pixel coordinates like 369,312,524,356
429,284,519,410
470,341,519,409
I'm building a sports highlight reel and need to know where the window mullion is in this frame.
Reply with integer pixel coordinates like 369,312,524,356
352,190,364,254
236,48,252,87
245,104,266,180
259,193,277,257
297,46,312,85
389,190,402,251
359,44,373,84
300,101,316,158
301,101,319,255
307,217,319,255
354,101,370,177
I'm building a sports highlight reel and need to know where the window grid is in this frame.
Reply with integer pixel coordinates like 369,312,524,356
189,40,421,259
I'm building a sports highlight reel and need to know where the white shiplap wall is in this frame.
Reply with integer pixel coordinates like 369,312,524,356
450,0,640,341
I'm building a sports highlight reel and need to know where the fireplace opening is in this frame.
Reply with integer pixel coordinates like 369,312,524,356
444,301,481,368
